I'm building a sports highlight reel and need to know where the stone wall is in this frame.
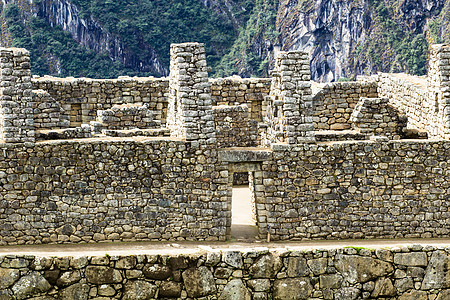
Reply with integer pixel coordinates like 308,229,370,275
0,139,228,245
257,140,450,241
312,82,378,130
350,97,406,139
427,44,450,139
0,48,35,143
213,104,258,148
32,76,169,127
33,90,70,129
167,43,216,148
0,246,449,299
210,77,271,122
263,51,315,145
376,73,436,137
96,104,160,130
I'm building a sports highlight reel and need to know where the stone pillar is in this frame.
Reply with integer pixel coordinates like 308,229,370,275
0,48,35,143
427,44,450,139
167,42,216,148
264,51,315,145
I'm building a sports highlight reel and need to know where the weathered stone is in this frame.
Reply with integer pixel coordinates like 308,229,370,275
223,251,243,269
122,280,157,300
159,281,182,298
56,270,81,287
182,266,216,297
0,290,12,300
395,277,414,293
436,289,450,300
0,268,19,289
30,257,53,271
394,252,428,267
398,290,428,300
249,253,282,278
307,257,327,275
116,257,137,269
85,266,122,284
421,251,450,290
70,257,88,269
142,264,171,280
334,255,393,283
168,256,189,270
273,278,312,300
59,283,89,300
333,287,361,300
287,257,310,277
206,252,221,266
98,284,116,297
218,279,251,300
247,279,271,292
12,272,52,300
371,278,396,297
319,274,343,289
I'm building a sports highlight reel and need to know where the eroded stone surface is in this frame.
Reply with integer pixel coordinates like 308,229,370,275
0,268,19,289
421,251,450,290
249,253,282,278
182,266,216,297
12,272,51,300
122,280,157,300
273,278,312,300
218,279,251,300
335,255,393,283
85,266,122,284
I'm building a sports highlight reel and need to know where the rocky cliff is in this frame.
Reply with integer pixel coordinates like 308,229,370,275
35,0,167,76
2,0,450,81
276,0,449,81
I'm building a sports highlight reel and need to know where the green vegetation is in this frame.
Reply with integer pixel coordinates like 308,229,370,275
365,0,428,75
69,0,237,72
3,3,133,78
215,0,279,77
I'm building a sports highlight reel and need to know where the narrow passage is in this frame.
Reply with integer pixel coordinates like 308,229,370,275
231,185,258,241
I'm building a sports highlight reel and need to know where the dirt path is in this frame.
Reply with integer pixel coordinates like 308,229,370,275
0,238,449,257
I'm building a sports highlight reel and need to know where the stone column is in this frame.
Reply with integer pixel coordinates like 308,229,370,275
427,44,450,139
167,42,216,148
0,48,35,143
265,51,315,145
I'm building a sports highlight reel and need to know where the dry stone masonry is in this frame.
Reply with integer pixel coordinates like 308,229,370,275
263,51,315,145
0,246,449,299
0,48,35,143
0,43,449,245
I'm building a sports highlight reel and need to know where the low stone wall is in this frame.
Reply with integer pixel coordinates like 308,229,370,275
0,139,227,245
0,246,448,299
97,104,160,130
350,97,406,139
213,104,258,148
210,77,271,122
258,140,450,240
312,82,378,130
31,76,271,130
32,76,169,126
377,73,435,136
33,90,70,129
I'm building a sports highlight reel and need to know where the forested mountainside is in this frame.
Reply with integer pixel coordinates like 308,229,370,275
1,0,450,81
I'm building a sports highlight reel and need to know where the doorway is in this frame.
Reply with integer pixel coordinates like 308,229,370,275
231,171,258,241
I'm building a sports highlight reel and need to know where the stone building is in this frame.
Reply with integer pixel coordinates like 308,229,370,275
0,43,449,246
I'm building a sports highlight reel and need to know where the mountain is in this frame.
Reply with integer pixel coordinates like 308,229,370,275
1,0,449,81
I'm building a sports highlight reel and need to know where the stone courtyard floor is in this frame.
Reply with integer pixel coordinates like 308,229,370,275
0,238,449,257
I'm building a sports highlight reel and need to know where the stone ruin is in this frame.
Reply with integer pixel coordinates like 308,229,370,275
0,43,449,246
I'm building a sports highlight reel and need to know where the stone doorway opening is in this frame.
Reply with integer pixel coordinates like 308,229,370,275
231,170,258,241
